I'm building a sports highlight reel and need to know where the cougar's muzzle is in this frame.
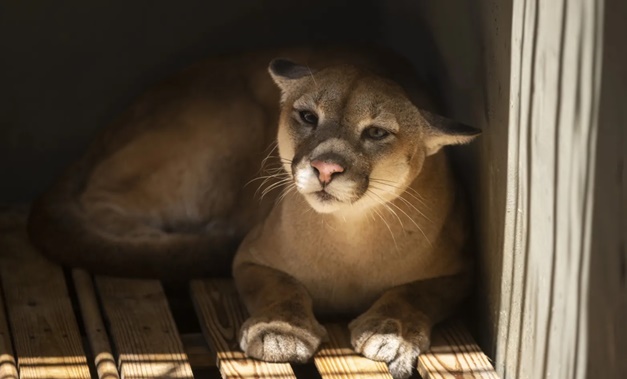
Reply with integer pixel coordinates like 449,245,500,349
290,135,371,212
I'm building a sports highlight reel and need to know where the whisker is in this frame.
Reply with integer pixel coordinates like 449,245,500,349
369,178,427,200
307,65,318,87
368,180,431,211
365,193,399,252
368,183,432,223
260,142,278,169
254,175,291,199
256,143,280,176
367,185,432,246
276,184,297,205
369,178,431,209
367,189,404,230
251,141,293,199
367,208,376,223
264,169,285,176
395,194,433,223
246,172,289,186
386,199,432,247
261,179,292,200
279,157,293,164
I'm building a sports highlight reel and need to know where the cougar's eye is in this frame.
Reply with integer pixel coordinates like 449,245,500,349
363,126,390,140
299,110,318,125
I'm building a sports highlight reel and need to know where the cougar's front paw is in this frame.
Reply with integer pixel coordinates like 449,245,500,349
239,316,326,363
349,314,431,379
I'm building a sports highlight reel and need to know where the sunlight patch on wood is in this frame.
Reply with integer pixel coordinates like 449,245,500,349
118,353,194,378
314,324,393,379
0,352,18,379
420,351,496,375
216,350,296,378
315,346,392,379
18,355,90,379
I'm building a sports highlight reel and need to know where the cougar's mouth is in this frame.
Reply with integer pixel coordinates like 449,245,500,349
313,190,337,202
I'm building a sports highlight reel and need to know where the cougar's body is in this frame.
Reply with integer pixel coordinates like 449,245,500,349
28,47,480,378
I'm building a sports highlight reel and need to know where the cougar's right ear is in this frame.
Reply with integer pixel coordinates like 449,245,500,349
419,109,482,156
269,59,315,100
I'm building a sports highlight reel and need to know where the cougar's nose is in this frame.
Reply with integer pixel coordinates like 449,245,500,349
310,159,345,185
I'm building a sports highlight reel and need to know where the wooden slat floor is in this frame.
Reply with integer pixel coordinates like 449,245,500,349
0,208,498,379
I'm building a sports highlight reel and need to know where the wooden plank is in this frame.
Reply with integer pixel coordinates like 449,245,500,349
0,271,18,379
0,208,25,379
0,208,91,379
497,0,607,377
314,324,392,379
418,321,498,379
95,277,194,379
495,0,537,374
189,279,296,379
515,1,561,377
72,270,120,379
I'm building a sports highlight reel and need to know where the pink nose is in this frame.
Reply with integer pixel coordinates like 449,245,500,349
310,160,345,184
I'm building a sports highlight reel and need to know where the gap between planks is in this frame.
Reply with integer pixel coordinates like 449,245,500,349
190,279,296,379
0,279,18,379
72,270,120,379
95,276,195,379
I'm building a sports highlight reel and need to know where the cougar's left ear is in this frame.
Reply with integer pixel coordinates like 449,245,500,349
419,109,482,156
269,59,316,99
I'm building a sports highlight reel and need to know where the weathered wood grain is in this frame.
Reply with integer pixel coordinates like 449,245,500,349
190,279,296,379
314,323,392,379
72,270,120,379
0,272,18,379
497,0,610,377
95,277,194,379
418,321,498,379
0,209,91,379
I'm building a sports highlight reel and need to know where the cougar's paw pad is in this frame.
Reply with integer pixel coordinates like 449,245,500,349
239,318,326,363
349,316,430,379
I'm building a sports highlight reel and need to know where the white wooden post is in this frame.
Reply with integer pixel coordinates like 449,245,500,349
497,0,625,377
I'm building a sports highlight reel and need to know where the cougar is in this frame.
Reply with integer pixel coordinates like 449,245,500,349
28,47,480,378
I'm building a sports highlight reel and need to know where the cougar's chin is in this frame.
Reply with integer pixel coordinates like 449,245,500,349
301,189,346,214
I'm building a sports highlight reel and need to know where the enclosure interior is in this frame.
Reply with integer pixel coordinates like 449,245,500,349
0,1,511,360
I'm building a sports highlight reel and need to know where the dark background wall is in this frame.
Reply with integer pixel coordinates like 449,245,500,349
1,1,384,202
0,0,510,359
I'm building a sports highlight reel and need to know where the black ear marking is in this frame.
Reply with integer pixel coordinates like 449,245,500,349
269,59,314,80
420,109,482,137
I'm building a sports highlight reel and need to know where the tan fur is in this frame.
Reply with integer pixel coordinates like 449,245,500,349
233,55,479,378
28,47,479,378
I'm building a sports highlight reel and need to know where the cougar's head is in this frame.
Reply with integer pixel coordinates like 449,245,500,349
269,59,480,214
